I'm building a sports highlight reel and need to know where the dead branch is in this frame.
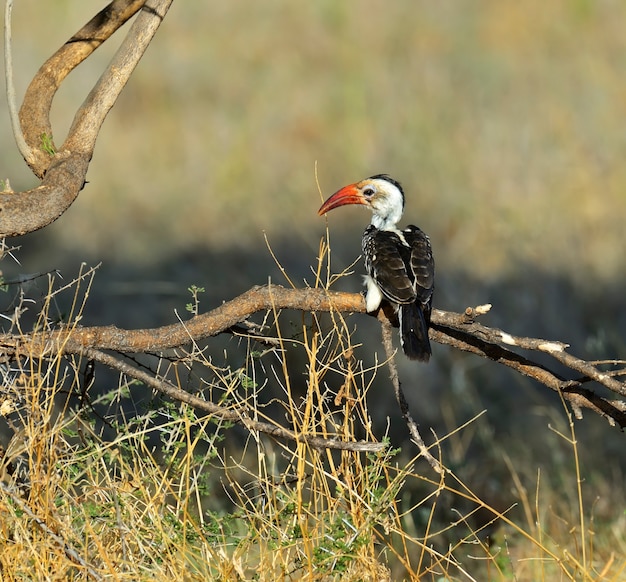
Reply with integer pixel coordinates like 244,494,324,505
428,325,626,428
81,347,386,454
434,309,626,398
0,0,173,236
1,284,624,429
377,305,444,473
30,286,363,354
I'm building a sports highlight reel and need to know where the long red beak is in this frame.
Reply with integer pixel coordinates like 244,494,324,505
318,184,366,216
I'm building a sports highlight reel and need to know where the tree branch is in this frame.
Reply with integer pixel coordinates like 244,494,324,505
377,305,444,473
0,0,173,237
433,309,626,398
81,347,386,454
18,0,147,175
1,284,624,429
64,0,174,155
428,325,626,428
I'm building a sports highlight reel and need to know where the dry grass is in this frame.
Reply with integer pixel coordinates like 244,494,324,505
0,241,624,581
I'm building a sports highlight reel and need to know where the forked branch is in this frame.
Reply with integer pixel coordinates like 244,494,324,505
0,0,173,236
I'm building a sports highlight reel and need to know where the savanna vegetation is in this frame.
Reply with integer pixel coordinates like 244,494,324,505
1,1,625,580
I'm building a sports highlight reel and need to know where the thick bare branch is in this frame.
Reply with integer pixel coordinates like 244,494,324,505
64,0,174,154
18,0,146,176
0,0,173,237
0,151,90,237
1,284,624,428
61,286,364,353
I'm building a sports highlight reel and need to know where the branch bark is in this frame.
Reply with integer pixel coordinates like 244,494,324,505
82,347,386,454
0,0,173,237
17,0,147,174
2,284,625,430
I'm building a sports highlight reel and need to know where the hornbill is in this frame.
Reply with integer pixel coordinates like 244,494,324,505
318,174,434,361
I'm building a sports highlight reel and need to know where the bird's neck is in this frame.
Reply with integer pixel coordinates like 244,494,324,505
370,211,401,231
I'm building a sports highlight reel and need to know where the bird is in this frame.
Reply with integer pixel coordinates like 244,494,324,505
318,174,434,361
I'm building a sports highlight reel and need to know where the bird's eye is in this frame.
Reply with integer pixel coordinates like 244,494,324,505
363,187,375,197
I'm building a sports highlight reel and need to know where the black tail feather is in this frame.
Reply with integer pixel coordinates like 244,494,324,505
399,302,431,361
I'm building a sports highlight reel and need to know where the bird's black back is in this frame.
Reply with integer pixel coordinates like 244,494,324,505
362,224,434,319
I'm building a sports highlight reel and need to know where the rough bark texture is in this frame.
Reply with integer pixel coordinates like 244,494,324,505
0,152,90,236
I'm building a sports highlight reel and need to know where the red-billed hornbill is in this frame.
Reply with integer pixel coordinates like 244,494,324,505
318,174,434,361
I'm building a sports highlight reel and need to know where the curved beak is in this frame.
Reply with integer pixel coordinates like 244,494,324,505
318,184,367,216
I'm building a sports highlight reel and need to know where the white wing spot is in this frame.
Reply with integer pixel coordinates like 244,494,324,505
363,275,383,312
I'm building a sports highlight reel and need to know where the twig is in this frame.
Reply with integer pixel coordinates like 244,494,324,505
377,306,444,473
429,322,626,427
3,0,34,165
82,347,387,454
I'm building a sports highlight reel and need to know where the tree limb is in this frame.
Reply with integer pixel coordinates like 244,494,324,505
428,325,626,428
433,309,626,398
2,284,625,429
377,305,444,473
64,0,174,155
18,0,147,175
81,347,386,454
0,0,173,237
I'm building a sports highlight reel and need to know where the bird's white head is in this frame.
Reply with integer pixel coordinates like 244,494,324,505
318,174,405,231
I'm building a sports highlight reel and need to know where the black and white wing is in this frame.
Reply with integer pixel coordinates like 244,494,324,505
362,225,435,360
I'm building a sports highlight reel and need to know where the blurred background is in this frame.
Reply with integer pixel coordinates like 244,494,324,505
2,0,626,520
